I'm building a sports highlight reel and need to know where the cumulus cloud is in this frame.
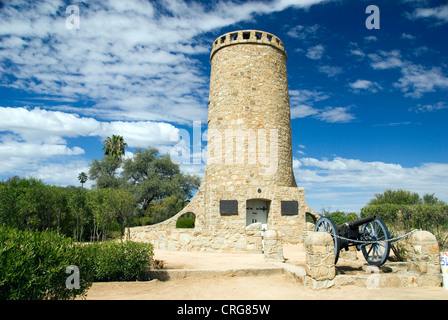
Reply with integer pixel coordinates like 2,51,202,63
293,156,448,212
368,50,448,98
409,5,448,24
315,107,355,123
289,90,355,123
306,44,325,60
409,101,448,113
286,24,321,40
318,65,343,78
0,0,329,125
349,79,382,93
0,106,181,184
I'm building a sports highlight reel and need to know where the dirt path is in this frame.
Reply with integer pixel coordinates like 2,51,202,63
84,245,448,300
85,275,448,300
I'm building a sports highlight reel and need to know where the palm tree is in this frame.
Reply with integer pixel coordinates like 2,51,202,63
78,172,88,188
102,135,128,159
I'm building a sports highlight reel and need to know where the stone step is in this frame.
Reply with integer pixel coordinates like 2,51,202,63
145,266,285,281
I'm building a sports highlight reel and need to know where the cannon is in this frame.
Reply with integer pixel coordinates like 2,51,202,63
314,215,391,266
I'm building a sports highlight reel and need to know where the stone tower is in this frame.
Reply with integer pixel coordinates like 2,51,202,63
207,30,296,189
128,30,317,252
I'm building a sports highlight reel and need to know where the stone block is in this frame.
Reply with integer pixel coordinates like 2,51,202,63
304,232,335,284
407,230,440,275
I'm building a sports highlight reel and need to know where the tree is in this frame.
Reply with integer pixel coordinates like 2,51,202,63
78,172,88,188
88,155,123,189
320,208,359,225
423,193,444,205
102,135,128,159
122,147,201,213
68,187,91,242
86,189,117,241
368,189,422,205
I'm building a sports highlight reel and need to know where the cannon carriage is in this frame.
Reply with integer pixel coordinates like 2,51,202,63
315,215,391,266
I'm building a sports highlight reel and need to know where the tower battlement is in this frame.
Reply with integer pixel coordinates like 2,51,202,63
210,30,287,61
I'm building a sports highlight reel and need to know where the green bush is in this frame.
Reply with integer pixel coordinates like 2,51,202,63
176,217,195,228
321,210,359,226
84,240,154,282
0,227,154,299
361,203,448,248
0,226,93,300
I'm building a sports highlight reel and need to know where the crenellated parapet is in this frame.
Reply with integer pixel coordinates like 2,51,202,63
210,30,287,61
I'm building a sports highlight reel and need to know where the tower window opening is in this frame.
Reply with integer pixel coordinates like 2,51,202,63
243,32,250,40
266,34,273,42
221,36,226,43
230,33,238,41
255,32,262,40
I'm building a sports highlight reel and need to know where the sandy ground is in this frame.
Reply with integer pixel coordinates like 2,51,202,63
84,244,448,300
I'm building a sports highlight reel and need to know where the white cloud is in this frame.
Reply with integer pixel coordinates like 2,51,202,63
306,44,325,60
410,5,448,24
349,79,382,93
291,104,319,118
318,65,343,78
368,50,448,98
410,101,448,113
286,24,321,40
349,47,366,58
294,156,448,212
289,89,330,105
289,90,354,123
368,50,404,70
0,106,180,147
315,107,355,123
0,106,182,184
0,0,329,125
364,36,377,42
401,33,415,40
395,64,448,98
33,161,93,188
291,105,355,123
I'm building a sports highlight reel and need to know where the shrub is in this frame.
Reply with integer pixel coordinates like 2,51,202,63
0,227,154,300
176,217,195,228
0,226,93,300
84,240,154,282
361,203,448,249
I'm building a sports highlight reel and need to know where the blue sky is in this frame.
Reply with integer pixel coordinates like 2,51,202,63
0,0,447,213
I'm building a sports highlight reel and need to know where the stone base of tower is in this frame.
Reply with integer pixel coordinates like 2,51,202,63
126,179,319,253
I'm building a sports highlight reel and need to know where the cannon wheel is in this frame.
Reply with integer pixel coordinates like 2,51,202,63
314,216,340,264
361,218,391,266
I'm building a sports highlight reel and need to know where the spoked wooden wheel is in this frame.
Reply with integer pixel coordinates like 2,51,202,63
360,218,391,266
315,216,340,264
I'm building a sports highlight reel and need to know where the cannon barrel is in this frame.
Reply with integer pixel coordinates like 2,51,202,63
337,215,376,231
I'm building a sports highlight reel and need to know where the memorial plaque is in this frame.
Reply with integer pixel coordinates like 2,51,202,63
220,200,238,215
281,201,298,215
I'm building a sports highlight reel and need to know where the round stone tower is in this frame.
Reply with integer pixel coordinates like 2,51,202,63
127,30,318,252
206,30,297,188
